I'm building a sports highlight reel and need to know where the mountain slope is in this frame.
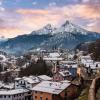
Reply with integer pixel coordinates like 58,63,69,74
0,34,52,54
0,20,100,55
76,39,100,61
0,37,8,45
41,21,100,49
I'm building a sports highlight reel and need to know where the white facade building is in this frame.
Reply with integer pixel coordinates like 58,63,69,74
0,89,32,100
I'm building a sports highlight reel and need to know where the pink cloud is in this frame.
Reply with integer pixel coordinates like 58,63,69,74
0,3,100,38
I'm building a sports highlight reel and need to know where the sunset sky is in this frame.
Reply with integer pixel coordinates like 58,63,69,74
0,0,100,38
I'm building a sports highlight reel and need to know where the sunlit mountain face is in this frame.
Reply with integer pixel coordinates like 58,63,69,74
0,20,100,55
0,0,100,38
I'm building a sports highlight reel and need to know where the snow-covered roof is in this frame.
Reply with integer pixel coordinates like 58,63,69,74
0,54,7,62
68,54,74,58
38,75,52,81
7,68,20,72
0,83,14,89
43,57,63,61
60,61,76,64
59,70,71,77
32,81,70,94
82,60,100,69
61,64,77,68
80,56,100,69
0,89,29,95
49,52,60,58
81,55,91,59
3,83,14,89
85,63,100,69
15,78,22,81
0,81,3,88
23,76,40,84
95,62,100,64
60,80,71,83
15,75,52,84
22,62,30,68
71,64,78,68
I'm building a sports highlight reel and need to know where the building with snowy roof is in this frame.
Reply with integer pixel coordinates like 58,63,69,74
53,70,72,81
0,88,32,100
32,81,71,100
37,75,52,81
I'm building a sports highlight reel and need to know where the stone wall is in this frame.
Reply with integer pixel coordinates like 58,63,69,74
88,76,100,100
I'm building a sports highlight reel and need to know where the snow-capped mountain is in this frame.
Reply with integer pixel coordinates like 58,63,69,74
31,20,88,35
53,20,87,35
31,24,56,35
0,20,100,55
40,20,100,49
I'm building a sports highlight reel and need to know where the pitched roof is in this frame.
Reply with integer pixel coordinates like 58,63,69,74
32,81,70,94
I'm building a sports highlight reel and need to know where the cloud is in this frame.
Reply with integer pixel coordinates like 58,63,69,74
16,9,49,15
48,2,56,7
78,0,100,4
16,4,100,32
0,0,5,12
0,10,30,38
0,1,2,5
0,2,100,38
86,20,100,32
32,1,37,5
81,0,90,3
0,7,5,11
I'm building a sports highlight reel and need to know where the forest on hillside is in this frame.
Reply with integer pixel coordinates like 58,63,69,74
88,39,100,61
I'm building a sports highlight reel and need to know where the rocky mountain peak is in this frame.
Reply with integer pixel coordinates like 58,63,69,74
62,20,70,27
43,24,52,30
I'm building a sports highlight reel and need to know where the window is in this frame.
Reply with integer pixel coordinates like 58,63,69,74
4,95,6,98
65,92,67,96
35,96,37,99
0,95,2,98
27,86,30,88
40,97,42,100
21,81,22,84
28,92,31,94
46,98,48,100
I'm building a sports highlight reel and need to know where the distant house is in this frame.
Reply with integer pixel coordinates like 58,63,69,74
80,55,100,75
43,52,63,62
10,69,20,78
67,65,77,77
53,70,72,81
14,76,40,89
59,61,78,77
14,75,53,89
0,73,80,100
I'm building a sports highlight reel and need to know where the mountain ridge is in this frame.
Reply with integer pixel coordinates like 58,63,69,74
0,20,100,55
